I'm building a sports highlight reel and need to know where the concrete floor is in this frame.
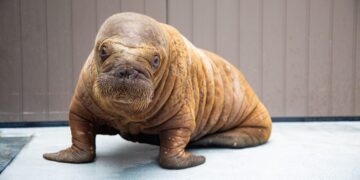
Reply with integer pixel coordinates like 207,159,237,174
0,122,359,180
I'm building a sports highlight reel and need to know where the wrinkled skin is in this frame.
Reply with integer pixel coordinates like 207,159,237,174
43,13,272,169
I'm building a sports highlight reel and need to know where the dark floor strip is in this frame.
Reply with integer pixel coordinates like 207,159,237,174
0,121,69,128
273,116,360,122
0,136,32,173
0,117,359,128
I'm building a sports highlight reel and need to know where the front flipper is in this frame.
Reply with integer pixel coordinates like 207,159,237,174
43,145,94,163
43,99,96,163
159,128,205,169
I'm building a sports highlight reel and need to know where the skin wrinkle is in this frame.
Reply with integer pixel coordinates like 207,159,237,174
229,93,247,129
192,54,207,138
209,58,230,134
121,32,171,120
198,57,225,138
216,63,236,132
140,40,178,124
43,12,272,169
195,51,215,138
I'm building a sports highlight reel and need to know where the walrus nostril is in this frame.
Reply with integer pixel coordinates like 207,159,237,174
115,69,129,78
129,70,139,79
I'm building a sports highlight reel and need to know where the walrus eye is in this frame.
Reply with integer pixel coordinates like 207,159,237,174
151,55,160,69
99,46,108,62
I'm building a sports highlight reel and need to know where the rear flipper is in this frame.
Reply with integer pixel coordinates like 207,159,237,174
190,104,272,148
189,126,270,148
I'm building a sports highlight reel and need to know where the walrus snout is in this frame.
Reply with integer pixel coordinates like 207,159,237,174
114,67,150,80
115,68,138,79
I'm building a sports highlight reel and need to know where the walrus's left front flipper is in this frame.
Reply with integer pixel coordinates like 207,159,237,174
43,98,96,163
159,128,205,169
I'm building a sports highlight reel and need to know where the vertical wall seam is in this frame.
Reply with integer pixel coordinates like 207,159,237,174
95,0,98,32
44,0,49,120
353,0,358,114
238,0,241,67
283,0,287,116
216,0,217,53
119,0,122,12
355,1,360,115
19,0,23,121
214,0,217,54
259,0,264,100
329,0,334,116
165,0,169,24
64,0,70,119
71,0,75,92
95,0,99,29
144,0,146,14
191,0,194,41
142,0,145,13
305,0,310,116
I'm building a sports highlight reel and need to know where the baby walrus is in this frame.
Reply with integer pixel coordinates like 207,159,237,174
43,12,272,169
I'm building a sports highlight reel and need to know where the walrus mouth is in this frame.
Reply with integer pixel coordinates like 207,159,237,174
93,66,154,108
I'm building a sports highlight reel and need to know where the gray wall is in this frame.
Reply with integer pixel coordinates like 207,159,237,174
0,0,359,122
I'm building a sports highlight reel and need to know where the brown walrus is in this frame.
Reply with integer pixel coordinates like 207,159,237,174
43,12,272,169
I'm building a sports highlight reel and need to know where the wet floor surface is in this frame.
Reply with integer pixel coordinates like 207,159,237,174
0,122,360,180
0,136,32,173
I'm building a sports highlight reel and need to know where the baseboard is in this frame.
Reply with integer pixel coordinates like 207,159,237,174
272,116,360,122
0,116,359,128
0,121,69,128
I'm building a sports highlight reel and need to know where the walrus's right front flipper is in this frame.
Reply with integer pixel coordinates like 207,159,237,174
159,128,205,169
43,98,96,163
43,145,94,163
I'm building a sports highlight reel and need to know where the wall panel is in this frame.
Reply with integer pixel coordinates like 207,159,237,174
0,0,359,122
308,0,332,116
96,0,121,29
285,0,308,116
168,0,193,40
356,0,360,115
0,0,22,121
262,0,286,116
47,0,72,120
217,0,240,68
72,0,97,88
20,0,48,121
239,0,262,98
145,0,167,23
331,0,356,115
193,0,216,52
120,0,145,14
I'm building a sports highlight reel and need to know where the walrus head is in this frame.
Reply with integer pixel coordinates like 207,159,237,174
92,13,169,112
